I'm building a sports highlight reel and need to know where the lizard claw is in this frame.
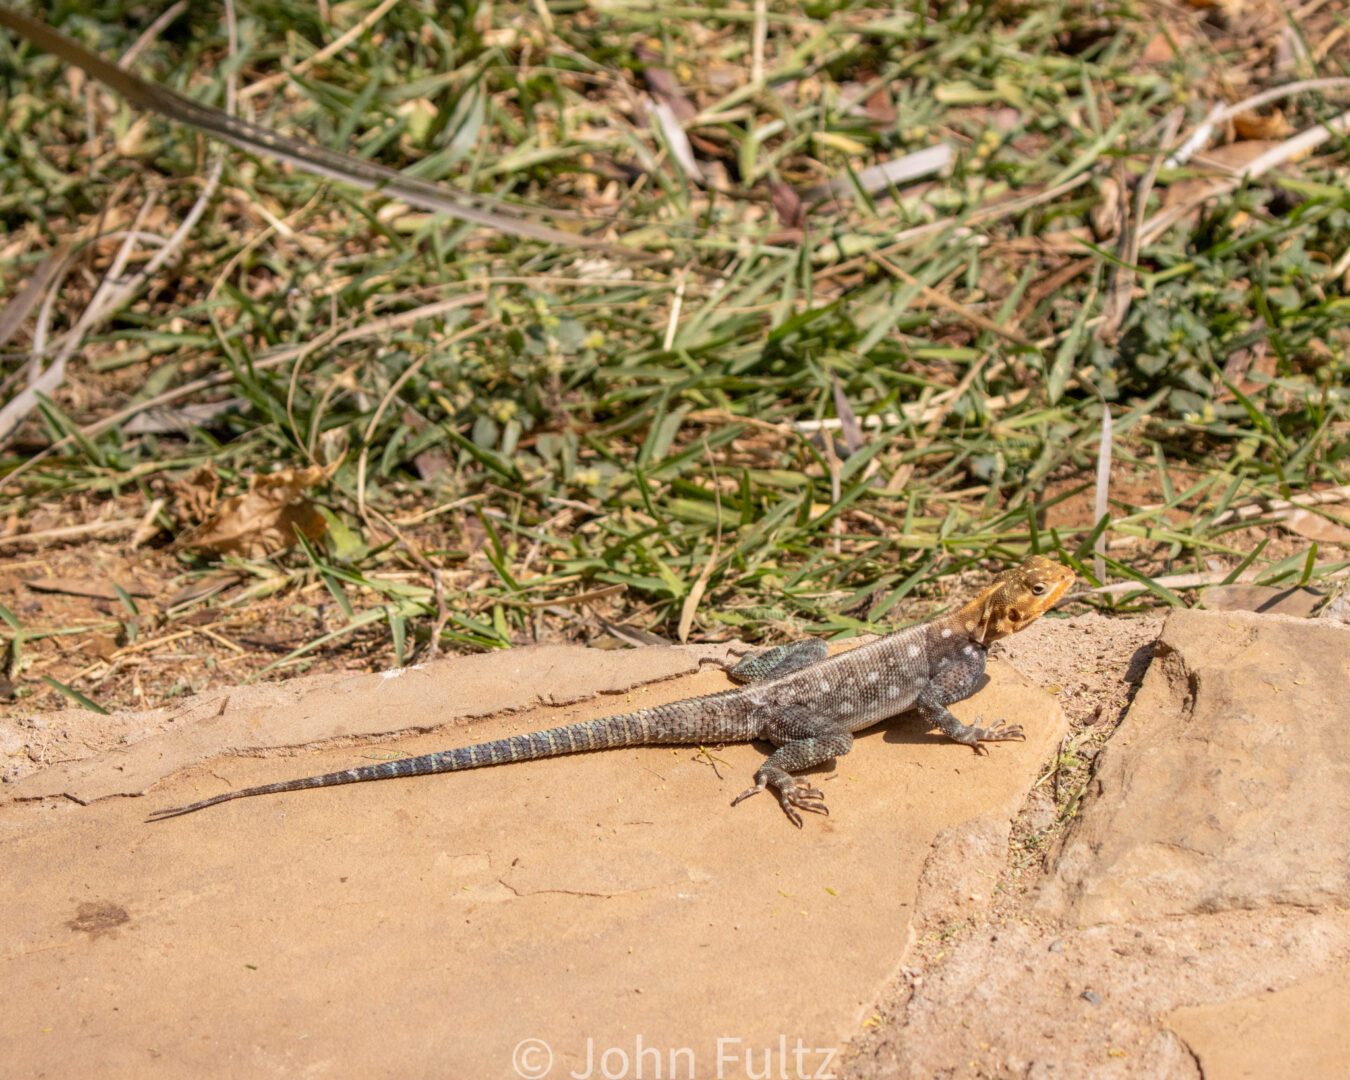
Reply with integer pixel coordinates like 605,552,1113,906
773,779,830,828
967,718,1025,753
731,775,829,827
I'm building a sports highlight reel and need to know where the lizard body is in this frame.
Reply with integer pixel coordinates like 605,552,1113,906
148,556,1073,826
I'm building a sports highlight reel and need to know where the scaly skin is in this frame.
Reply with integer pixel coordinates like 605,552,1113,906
148,556,1074,826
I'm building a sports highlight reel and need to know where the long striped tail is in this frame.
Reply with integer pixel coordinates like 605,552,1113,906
146,699,740,820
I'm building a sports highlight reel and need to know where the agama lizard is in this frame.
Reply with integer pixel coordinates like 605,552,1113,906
148,556,1073,826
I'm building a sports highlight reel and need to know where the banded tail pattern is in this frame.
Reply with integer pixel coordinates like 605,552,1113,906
147,691,750,820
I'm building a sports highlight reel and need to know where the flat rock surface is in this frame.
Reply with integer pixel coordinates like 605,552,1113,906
0,643,1063,1079
851,909,1350,1079
1199,584,1325,617
1040,608,1350,923
1166,963,1350,1080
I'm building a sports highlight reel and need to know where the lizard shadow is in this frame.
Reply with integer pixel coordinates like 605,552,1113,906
878,670,995,746
877,718,952,746
742,670,997,769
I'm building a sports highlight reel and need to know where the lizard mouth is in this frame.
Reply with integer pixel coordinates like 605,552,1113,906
1043,571,1074,608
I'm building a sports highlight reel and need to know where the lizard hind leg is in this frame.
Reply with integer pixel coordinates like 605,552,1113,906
725,639,829,685
731,707,853,827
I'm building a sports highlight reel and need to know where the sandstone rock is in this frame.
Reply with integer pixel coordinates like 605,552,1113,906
1321,593,1350,624
910,817,1011,934
1040,609,1350,924
1200,584,1323,618
1,648,1064,1078
857,908,1350,1080
1166,963,1350,1080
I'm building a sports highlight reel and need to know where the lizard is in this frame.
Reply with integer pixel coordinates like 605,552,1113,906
147,556,1074,826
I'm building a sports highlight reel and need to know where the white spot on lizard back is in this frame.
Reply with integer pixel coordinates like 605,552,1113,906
868,671,879,682
907,645,920,658
888,686,900,698
819,680,830,692
941,628,952,638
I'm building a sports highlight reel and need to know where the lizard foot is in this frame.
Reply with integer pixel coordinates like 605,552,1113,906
959,718,1025,755
731,774,829,828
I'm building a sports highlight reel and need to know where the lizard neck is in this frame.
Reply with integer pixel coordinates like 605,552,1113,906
939,593,999,646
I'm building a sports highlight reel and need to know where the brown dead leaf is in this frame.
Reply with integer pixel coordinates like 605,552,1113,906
1192,140,1284,173
863,84,897,126
172,462,221,528
1159,140,1284,225
831,374,864,455
88,633,119,660
1090,175,1123,241
175,466,330,558
636,43,696,122
1218,340,1276,399
1139,32,1179,65
0,242,70,348
769,179,805,228
402,408,450,481
676,573,709,644
1233,109,1291,140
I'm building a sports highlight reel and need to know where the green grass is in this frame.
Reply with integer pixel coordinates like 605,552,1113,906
1,0,1348,670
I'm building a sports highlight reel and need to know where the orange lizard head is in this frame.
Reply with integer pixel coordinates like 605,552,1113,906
957,556,1075,644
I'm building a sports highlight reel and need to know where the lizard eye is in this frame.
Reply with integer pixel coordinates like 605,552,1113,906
1031,582,1048,595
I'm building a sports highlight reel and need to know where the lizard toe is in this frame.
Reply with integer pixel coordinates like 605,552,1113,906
965,717,1025,745
984,719,1025,741
953,718,1025,753
776,781,830,822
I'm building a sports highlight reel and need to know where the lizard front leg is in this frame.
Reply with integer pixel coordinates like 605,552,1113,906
913,645,1024,754
731,705,852,827
916,697,1025,754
